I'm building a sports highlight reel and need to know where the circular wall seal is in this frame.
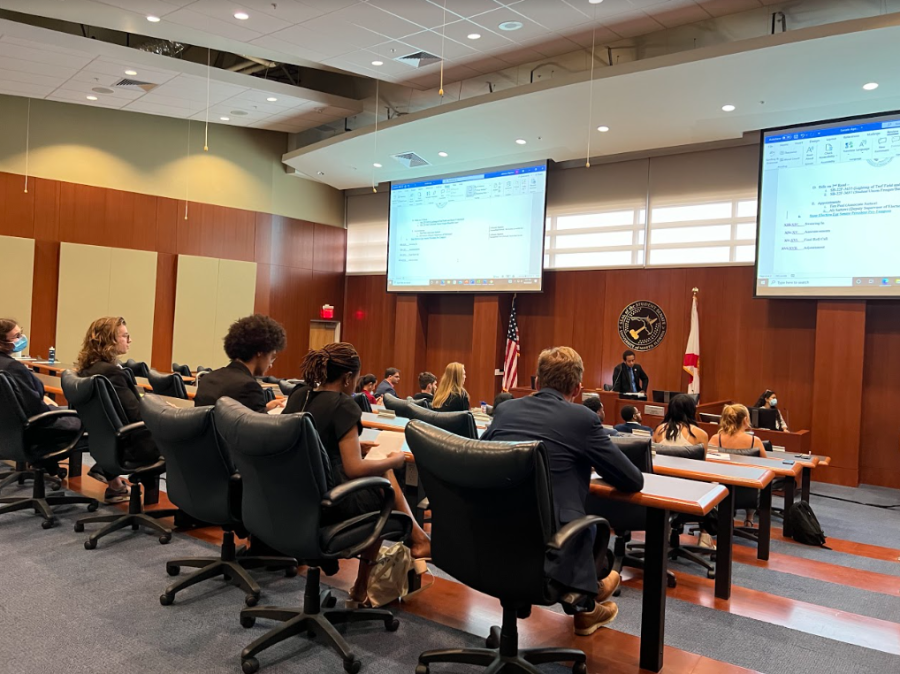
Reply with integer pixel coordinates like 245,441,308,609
618,301,667,351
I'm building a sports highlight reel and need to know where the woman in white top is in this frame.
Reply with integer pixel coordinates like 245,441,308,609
709,404,767,527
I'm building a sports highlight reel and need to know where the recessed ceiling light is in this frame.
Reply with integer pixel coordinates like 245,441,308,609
371,60,383,66
317,171,325,176
124,69,137,76
467,33,481,40
863,82,879,91
266,97,277,102
722,104,736,112
597,125,609,132
220,116,230,121
438,151,448,157
499,21,523,31
515,138,527,145
234,11,249,20
146,15,160,22
373,162,382,168
92,86,114,94
86,95,98,100
589,0,604,4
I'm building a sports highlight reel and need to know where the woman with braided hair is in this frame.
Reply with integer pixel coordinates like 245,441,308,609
284,342,431,606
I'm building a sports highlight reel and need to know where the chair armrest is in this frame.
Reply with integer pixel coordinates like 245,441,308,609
547,515,609,553
25,409,80,428
321,476,393,509
116,421,147,439
228,473,243,522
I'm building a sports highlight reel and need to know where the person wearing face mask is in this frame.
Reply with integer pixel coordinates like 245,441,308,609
193,314,287,413
76,316,160,502
753,389,789,432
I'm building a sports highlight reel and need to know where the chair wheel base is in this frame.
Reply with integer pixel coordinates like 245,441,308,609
240,616,256,629
74,522,85,533
41,518,57,529
84,539,97,550
343,658,361,674
160,593,174,606
573,662,588,674
416,666,429,674
241,657,259,674
87,502,99,512
245,593,260,607
706,569,716,579
166,565,180,576
386,618,400,632
285,566,298,578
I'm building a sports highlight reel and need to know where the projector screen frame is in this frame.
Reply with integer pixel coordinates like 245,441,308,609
385,159,549,294
754,107,900,300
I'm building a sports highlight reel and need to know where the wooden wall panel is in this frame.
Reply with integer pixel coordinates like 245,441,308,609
860,302,900,488
313,221,347,273
343,275,397,377
33,178,59,241
0,171,34,237
151,253,177,371
265,264,313,377
157,197,179,254
425,295,474,385
30,240,60,358
394,295,428,398
469,296,502,407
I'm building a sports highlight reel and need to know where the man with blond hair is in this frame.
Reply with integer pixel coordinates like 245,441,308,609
482,346,644,636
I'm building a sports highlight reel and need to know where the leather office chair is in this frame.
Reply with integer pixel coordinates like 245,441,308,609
381,393,416,418
408,396,431,409
147,370,189,399
262,387,276,404
140,397,298,607
196,366,212,373
651,442,717,577
123,358,151,378
0,373,98,528
0,460,62,495
61,371,178,549
351,392,372,413
278,380,302,397
403,404,478,439
406,420,602,674
214,398,413,674
171,363,192,378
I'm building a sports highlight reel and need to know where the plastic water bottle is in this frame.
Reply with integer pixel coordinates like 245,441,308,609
480,401,487,414
48,346,56,363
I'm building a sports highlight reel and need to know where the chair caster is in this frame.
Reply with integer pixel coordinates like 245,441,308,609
415,664,429,674
56,467,68,480
240,615,256,629
74,522,85,533
245,593,260,607
323,593,337,609
84,539,97,550
241,657,259,674
386,618,400,632
285,565,298,578
50,481,63,492
42,518,57,530
485,625,500,649
166,565,180,576
159,593,174,606
667,575,677,589
573,662,588,674
343,657,361,674
87,502,99,512
706,569,716,579
159,534,172,545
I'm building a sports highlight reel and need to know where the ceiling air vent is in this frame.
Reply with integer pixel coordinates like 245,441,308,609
114,78,158,92
392,151,431,169
395,51,441,68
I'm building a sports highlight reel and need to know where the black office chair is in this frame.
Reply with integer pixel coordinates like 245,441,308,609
406,420,602,674
61,371,178,549
123,358,151,378
196,365,212,373
403,404,478,439
381,393,416,418
351,392,372,413
171,363,192,378
0,373,98,528
279,380,302,397
147,370,189,399
408,396,431,409
262,387,276,404
652,442,717,578
0,460,62,495
140,397,298,607
214,398,413,674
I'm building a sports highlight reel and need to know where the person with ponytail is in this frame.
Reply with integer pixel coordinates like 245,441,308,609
284,342,431,606
709,404,767,527
431,362,470,412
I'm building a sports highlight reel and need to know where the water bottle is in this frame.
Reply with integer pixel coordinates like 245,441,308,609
48,346,56,363
480,400,487,414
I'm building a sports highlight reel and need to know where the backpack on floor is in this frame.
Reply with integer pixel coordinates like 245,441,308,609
786,501,828,547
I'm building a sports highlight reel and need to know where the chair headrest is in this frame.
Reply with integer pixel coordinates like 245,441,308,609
214,397,315,458
652,442,706,460
405,420,540,489
403,404,478,439
609,434,653,472
147,370,176,386
141,394,214,442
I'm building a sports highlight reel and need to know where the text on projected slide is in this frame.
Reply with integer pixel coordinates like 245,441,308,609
758,115,900,295
387,164,546,292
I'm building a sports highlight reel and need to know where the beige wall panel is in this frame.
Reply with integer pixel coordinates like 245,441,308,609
108,249,158,365
56,244,112,364
212,259,257,369
172,255,220,370
0,95,343,226
0,235,35,351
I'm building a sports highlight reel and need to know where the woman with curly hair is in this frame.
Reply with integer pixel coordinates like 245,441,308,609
76,316,159,502
194,314,287,412
284,342,431,606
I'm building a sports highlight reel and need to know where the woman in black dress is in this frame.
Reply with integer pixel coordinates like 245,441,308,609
432,361,470,412
284,342,430,605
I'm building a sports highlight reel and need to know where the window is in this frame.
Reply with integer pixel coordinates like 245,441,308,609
544,206,645,270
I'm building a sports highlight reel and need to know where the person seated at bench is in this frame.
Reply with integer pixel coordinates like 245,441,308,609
413,371,437,404
709,404,767,527
194,314,286,413
356,373,380,405
614,405,653,434
582,396,617,436
432,362,469,412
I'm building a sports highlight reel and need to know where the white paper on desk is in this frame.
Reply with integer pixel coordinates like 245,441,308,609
360,428,380,444
772,445,786,452
708,452,731,460
364,431,406,461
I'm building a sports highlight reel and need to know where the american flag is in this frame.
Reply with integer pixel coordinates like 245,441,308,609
502,297,520,391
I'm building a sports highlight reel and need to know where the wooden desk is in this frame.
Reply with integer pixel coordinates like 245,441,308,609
590,473,727,672
362,411,487,437
652,454,775,585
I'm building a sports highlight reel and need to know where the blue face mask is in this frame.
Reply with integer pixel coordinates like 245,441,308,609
10,334,27,353
769,397,778,407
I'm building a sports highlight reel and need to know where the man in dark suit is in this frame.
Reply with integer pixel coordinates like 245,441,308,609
194,314,287,413
611,349,649,395
614,405,654,434
374,367,400,399
482,346,644,636
582,396,618,436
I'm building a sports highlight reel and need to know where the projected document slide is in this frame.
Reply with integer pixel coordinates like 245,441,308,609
387,163,546,292
757,113,900,297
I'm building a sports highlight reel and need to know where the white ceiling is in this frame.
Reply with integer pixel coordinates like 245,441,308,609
282,15,900,188
0,18,361,132
0,0,785,88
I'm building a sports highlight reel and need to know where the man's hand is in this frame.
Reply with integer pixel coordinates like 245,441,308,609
43,396,59,407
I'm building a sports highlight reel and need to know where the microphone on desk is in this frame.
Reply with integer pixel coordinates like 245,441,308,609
612,367,622,393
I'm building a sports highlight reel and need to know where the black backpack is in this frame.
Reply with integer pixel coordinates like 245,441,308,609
786,501,828,547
